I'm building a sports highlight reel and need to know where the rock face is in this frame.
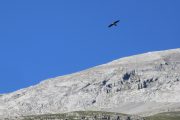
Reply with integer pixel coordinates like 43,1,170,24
0,49,180,118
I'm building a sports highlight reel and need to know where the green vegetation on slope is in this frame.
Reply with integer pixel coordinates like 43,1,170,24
20,111,143,120
145,111,180,120
4,111,180,120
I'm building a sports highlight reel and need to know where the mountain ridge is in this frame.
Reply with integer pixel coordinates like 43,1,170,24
1,48,180,118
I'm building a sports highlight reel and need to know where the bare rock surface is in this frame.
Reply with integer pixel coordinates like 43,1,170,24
0,48,180,118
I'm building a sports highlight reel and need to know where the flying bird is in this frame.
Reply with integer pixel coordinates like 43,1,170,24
108,20,120,28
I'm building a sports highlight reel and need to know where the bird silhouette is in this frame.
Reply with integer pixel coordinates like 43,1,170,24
108,20,120,28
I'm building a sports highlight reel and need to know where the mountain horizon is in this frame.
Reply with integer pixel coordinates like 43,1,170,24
1,48,180,119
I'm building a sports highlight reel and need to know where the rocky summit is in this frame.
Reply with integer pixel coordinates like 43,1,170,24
0,49,180,119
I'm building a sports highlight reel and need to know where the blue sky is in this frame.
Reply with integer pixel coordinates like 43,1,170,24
0,0,180,93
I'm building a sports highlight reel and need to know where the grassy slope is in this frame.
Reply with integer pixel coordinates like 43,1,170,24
6,111,180,120
21,111,141,120
145,111,180,120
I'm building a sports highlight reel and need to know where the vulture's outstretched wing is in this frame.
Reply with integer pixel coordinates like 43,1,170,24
114,20,120,24
108,24,114,28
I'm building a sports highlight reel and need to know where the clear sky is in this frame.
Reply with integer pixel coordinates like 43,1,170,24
0,0,180,93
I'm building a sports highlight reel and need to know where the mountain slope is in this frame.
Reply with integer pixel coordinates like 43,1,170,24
145,111,180,120
8,111,145,120
0,48,180,118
